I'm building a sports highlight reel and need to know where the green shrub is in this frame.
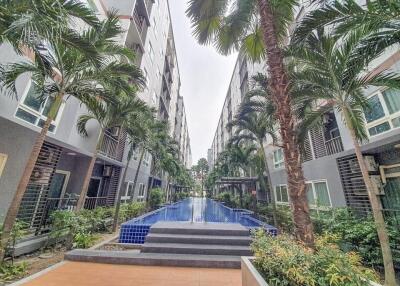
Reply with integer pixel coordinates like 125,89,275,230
216,192,237,208
252,231,379,286
257,204,294,233
148,188,164,210
315,208,400,269
50,210,94,250
119,202,146,222
0,262,27,283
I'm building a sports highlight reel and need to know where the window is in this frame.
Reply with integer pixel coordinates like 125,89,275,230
273,149,284,169
306,180,331,208
0,153,7,178
137,183,145,202
275,185,289,204
364,89,400,136
15,81,64,132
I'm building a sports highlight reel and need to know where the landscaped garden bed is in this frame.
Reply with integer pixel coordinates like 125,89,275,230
247,230,382,286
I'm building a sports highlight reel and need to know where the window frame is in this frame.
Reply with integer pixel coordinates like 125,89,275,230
364,88,400,137
137,183,145,201
0,153,8,178
273,148,285,169
305,179,332,209
275,184,289,204
122,181,135,201
14,80,65,133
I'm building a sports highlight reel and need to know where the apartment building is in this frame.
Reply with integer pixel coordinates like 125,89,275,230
0,0,192,232
209,2,400,216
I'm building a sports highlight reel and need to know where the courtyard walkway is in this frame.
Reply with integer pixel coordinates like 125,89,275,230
19,261,242,286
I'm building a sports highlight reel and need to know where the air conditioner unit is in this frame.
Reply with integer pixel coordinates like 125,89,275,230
103,165,112,177
370,175,385,195
364,156,378,172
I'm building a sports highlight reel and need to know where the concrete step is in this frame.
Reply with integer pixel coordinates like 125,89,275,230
149,222,250,236
145,233,252,246
141,243,252,256
65,250,242,269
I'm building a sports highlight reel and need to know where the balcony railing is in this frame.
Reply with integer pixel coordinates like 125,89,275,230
325,136,344,155
133,10,146,35
99,132,119,161
84,197,108,210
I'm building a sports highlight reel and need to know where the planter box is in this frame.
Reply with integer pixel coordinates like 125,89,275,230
241,257,382,286
241,257,268,286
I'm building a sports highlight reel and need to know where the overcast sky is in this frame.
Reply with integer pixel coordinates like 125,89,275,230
169,1,238,166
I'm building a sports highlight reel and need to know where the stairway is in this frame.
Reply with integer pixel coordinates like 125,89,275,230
140,222,252,268
65,222,253,269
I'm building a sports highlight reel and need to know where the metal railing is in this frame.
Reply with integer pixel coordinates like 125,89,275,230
325,136,344,155
133,9,146,35
84,196,108,210
99,132,119,160
39,196,78,230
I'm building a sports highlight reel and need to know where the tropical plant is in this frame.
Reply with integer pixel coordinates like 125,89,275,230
76,94,148,210
0,13,144,262
292,0,400,63
0,0,100,65
187,0,315,247
290,28,400,285
112,108,154,231
252,231,379,286
192,158,209,196
228,75,279,225
148,188,164,210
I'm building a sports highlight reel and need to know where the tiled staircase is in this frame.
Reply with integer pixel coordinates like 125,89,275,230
65,222,253,269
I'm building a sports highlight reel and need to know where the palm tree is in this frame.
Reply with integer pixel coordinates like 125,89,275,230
0,14,143,262
0,0,100,63
228,101,278,226
292,0,400,62
290,29,400,286
187,0,315,246
76,95,148,211
112,108,154,231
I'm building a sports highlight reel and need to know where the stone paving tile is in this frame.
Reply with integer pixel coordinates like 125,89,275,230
21,262,242,286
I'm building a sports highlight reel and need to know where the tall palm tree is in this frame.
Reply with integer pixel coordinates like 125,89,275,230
187,0,315,246
291,29,400,286
0,0,100,64
228,103,278,226
76,95,148,211
112,108,154,231
293,0,400,62
0,14,144,262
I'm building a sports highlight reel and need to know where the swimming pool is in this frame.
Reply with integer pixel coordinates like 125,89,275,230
119,198,277,243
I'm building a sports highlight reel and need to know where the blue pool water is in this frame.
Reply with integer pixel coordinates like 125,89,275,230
119,198,277,244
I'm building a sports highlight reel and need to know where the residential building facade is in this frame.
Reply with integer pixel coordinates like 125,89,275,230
209,2,400,216
0,0,192,233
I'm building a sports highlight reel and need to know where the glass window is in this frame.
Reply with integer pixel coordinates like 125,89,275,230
306,183,315,205
392,116,400,128
382,89,400,114
16,81,63,132
275,185,289,203
365,95,385,123
273,149,284,169
138,184,145,197
368,122,391,136
314,182,331,207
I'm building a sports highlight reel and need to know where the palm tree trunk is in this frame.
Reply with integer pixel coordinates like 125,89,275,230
112,147,134,232
0,93,64,263
129,148,145,203
257,0,314,247
76,130,104,211
260,143,278,227
343,111,396,286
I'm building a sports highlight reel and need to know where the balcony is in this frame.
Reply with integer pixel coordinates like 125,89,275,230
99,129,125,161
84,196,108,210
325,136,344,155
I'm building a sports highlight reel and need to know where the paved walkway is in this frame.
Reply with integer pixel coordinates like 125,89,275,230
20,261,242,286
